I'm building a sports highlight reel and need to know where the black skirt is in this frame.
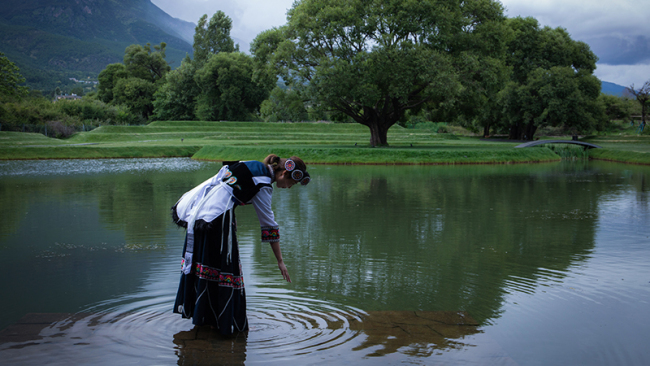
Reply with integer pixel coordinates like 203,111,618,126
173,209,248,335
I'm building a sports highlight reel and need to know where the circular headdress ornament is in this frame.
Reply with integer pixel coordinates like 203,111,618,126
284,159,310,185
284,159,296,172
291,169,304,181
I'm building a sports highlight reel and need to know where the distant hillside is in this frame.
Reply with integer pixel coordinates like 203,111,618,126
601,81,627,97
0,0,194,92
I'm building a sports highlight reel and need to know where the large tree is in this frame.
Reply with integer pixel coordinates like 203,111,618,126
500,66,604,139
626,80,650,127
97,42,170,119
194,52,274,121
252,0,509,146
152,56,200,121
499,17,603,140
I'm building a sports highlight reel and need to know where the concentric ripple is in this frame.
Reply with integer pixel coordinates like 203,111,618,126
0,289,367,366
246,293,365,355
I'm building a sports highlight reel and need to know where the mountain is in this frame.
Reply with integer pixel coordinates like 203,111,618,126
601,81,628,97
0,0,195,92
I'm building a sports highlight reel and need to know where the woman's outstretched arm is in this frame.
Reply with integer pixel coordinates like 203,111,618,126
270,241,291,283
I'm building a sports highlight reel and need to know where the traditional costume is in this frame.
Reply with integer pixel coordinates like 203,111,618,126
171,161,280,335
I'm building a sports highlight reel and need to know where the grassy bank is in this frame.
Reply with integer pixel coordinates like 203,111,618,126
581,134,650,165
588,149,650,165
583,135,650,152
0,121,616,164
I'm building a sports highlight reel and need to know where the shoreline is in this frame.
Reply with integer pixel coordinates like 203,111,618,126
2,145,649,166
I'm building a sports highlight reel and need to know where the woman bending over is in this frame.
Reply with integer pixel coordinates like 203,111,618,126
171,154,310,335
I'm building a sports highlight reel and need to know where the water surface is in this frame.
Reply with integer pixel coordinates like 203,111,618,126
0,158,649,365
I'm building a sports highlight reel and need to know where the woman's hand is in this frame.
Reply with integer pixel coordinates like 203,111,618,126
278,260,292,283
270,241,292,283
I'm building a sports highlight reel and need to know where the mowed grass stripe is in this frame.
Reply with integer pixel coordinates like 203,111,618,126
192,145,561,164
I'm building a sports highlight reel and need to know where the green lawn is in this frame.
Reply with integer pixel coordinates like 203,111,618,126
1,120,647,164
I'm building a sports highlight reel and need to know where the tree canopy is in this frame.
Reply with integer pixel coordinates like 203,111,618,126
113,77,158,119
599,94,634,122
97,63,128,103
123,42,171,83
193,11,238,66
252,0,511,145
497,17,604,139
194,52,274,121
260,87,308,122
96,42,170,120
152,56,200,121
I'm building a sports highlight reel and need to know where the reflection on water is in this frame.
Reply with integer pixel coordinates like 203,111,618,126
1,158,649,365
0,308,485,366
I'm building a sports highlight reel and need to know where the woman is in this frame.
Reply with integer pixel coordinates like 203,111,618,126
171,154,310,335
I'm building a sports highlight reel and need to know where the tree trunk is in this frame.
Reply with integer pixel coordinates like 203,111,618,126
483,123,490,138
525,122,537,141
509,122,522,140
367,119,390,146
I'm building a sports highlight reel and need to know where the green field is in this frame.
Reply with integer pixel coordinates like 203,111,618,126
0,121,648,165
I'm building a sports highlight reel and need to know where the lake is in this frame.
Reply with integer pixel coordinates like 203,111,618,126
0,158,649,365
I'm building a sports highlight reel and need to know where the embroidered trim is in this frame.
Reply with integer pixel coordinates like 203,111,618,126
261,226,280,242
180,259,244,289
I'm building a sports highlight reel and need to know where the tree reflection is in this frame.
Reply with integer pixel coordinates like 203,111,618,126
349,311,480,358
263,163,642,324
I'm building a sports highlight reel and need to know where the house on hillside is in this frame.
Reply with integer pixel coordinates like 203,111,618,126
55,94,82,101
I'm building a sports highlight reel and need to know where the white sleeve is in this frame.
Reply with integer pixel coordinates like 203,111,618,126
251,186,280,242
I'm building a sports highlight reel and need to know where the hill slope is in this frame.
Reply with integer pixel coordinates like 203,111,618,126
601,81,627,97
0,0,194,92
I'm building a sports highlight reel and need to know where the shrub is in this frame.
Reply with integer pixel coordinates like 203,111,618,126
47,119,78,138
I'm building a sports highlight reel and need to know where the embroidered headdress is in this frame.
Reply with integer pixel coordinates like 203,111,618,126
284,159,310,185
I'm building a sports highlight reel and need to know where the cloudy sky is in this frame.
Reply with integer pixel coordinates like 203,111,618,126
151,0,650,87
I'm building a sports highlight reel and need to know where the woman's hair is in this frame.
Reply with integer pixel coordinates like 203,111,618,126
263,154,307,175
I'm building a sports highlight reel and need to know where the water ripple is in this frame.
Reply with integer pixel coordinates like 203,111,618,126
0,290,367,366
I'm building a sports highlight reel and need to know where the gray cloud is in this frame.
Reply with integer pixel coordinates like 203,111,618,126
586,35,650,65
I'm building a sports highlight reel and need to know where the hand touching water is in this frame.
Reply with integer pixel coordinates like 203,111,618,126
271,241,292,283
278,260,292,283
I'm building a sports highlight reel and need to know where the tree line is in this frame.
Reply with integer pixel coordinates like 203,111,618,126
2,0,649,144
